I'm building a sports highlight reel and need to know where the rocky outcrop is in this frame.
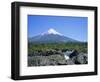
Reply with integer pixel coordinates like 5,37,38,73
71,53,88,64
28,49,88,66
69,50,78,58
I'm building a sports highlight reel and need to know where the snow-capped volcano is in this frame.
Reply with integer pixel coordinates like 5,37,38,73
42,28,63,36
29,28,78,43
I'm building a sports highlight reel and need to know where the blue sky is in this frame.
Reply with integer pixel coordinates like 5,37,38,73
28,15,88,42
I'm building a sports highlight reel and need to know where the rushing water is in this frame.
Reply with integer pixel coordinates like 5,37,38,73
63,51,73,60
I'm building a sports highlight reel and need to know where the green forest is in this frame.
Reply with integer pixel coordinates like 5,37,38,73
28,42,87,54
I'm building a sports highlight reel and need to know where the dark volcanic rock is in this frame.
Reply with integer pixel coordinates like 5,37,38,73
71,53,88,64
66,59,75,65
69,50,78,58
28,49,88,66
61,49,68,52
76,53,88,64
57,60,67,65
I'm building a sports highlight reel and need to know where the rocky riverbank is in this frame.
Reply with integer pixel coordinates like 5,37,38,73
28,49,88,66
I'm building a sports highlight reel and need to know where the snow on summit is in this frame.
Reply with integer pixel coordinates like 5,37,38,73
42,28,63,36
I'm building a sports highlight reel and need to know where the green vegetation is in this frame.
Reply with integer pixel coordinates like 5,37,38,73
28,42,87,54
28,42,88,66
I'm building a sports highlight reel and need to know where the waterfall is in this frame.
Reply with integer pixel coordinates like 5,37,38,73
63,50,74,60
64,54,69,60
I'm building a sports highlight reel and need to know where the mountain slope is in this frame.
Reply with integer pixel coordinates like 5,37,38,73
29,28,78,43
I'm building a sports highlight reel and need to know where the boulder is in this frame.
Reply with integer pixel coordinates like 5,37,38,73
61,49,68,52
69,50,78,58
76,53,88,64
66,59,75,65
71,53,88,64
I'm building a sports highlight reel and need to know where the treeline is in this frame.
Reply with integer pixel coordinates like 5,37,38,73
28,42,87,53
